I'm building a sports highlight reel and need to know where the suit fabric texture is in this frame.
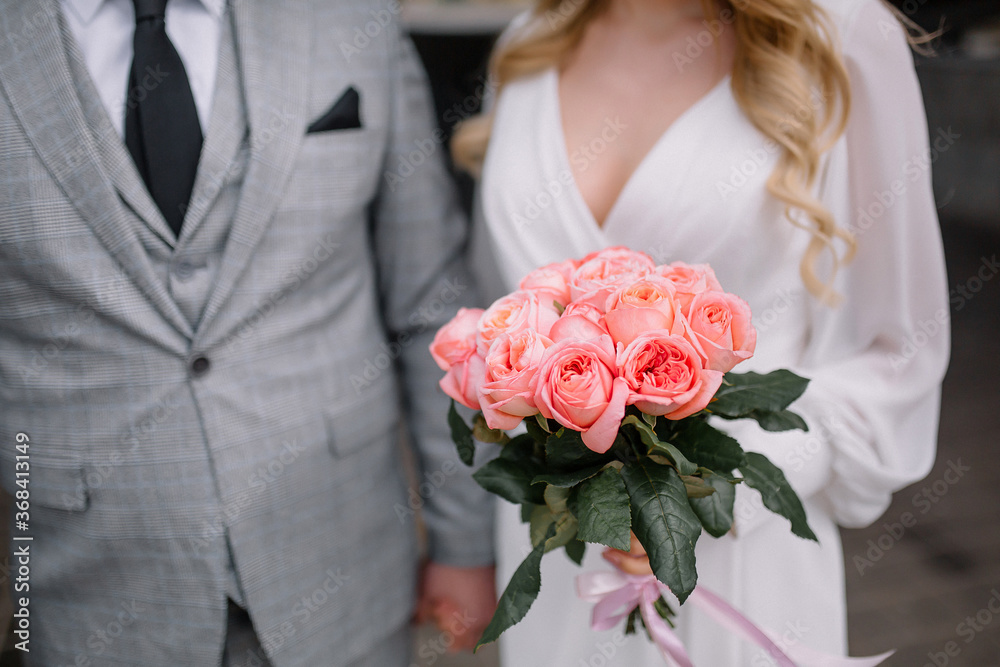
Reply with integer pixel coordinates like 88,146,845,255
0,1,493,664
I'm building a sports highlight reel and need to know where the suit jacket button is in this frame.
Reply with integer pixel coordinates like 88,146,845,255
190,356,211,377
174,261,195,281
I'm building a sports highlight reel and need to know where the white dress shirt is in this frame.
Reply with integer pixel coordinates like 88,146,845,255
62,0,225,137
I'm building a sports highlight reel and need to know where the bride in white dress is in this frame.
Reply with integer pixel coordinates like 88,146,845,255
455,0,950,664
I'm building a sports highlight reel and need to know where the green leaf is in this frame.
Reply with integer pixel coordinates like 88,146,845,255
543,484,571,514
565,538,586,565
520,503,534,523
473,458,544,505
529,505,554,548
477,524,555,650
667,419,746,473
499,434,540,464
621,457,702,603
533,463,606,488
544,429,609,471
739,452,817,542
623,415,697,476
529,503,577,552
709,370,810,418
575,467,632,551
747,409,809,432
448,401,476,466
473,414,511,443
681,475,716,498
689,471,736,537
534,413,553,432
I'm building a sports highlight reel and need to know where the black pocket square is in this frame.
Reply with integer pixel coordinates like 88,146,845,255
307,86,362,133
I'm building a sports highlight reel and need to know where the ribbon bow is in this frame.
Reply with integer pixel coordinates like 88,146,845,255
577,571,894,667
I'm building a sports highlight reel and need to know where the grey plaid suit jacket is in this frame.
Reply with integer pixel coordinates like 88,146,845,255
0,1,493,664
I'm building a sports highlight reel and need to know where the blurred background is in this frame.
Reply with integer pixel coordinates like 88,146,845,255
1,0,996,665
399,0,1000,665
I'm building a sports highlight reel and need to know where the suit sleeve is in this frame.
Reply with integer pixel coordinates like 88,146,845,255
733,0,951,534
370,18,495,566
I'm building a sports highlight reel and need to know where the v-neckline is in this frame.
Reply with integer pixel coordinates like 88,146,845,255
549,67,731,233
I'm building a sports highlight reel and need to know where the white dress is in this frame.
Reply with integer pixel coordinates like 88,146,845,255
472,0,950,664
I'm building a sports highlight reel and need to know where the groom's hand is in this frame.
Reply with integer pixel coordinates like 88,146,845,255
415,562,496,652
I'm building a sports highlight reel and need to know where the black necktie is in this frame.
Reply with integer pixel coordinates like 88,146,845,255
125,0,203,236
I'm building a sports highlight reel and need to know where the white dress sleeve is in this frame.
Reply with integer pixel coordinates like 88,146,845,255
762,0,951,529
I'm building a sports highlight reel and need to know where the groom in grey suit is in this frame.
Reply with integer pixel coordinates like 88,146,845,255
0,0,495,664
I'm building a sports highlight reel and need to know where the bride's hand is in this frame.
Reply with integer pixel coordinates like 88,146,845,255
415,561,496,652
602,532,655,576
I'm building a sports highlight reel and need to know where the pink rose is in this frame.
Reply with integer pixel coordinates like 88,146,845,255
519,259,580,309
569,247,656,309
439,352,487,411
655,262,723,310
533,335,630,453
548,301,611,342
549,315,610,342
616,331,724,420
477,290,561,357
562,300,606,325
603,276,682,346
430,307,485,371
479,330,553,430
685,291,756,372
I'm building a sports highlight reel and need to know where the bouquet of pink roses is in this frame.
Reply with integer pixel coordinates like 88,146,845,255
430,246,816,651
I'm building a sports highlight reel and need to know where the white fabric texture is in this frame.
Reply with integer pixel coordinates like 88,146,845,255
473,0,950,664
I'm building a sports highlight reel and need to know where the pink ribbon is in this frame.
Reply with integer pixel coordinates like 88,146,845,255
577,571,894,667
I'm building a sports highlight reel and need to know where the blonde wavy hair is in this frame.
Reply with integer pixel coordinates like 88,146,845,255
453,0,859,304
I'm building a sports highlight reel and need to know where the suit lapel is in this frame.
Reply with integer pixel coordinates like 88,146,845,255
0,0,193,340
197,0,313,338
179,9,246,242
56,11,178,246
